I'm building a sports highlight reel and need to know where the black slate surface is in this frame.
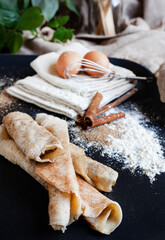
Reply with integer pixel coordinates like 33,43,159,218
0,54,165,240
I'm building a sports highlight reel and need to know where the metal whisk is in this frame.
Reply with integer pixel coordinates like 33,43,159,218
64,58,154,83
64,58,115,81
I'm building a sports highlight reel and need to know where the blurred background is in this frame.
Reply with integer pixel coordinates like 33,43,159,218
1,0,165,53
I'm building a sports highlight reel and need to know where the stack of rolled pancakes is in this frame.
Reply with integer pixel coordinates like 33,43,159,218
0,111,122,235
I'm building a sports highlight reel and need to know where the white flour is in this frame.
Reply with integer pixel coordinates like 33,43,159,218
103,115,165,182
68,105,165,183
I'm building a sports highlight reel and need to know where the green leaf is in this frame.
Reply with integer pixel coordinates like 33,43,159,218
7,30,23,53
47,19,59,28
32,0,59,21
65,0,78,15
16,7,44,30
48,15,69,28
58,15,69,26
52,26,73,42
0,9,20,27
0,24,6,50
0,0,19,12
23,0,30,9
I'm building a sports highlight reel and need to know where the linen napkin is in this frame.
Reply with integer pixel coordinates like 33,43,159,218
7,43,135,118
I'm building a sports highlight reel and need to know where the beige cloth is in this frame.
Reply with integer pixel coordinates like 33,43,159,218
95,28,165,74
19,23,165,75
113,0,165,31
143,0,165,29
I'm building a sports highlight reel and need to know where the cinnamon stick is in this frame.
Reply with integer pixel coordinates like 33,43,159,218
96,88,137,117
75,88,137,127
86,112,125,129
75,117,88,129
75,117,84,126
76,88,137,129
84,92,103,126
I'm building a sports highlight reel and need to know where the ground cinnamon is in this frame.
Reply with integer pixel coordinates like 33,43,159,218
0,90,18,120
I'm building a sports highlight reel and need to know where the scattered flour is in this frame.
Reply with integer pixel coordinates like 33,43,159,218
103,116,165,182
68,105,165,183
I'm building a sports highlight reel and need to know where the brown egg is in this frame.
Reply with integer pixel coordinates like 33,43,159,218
56,51,82,78
84,51,110,77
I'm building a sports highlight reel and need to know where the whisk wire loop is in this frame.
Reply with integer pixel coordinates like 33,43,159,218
64,58,115,80
63,57,153,83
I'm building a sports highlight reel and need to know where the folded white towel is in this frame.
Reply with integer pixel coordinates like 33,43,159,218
30,43,135,97
7,43,136,119
7,84,78,118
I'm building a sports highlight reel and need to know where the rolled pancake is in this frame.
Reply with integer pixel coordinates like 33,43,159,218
48,174,123,235
35,113,82,223
70,143,118,192
0,124,46,187
69,143,92,184
77,175,122,235
33,111,118,192
48,185,70,232
0,124,71,232
0,124,122,234
86,157,118,192
2,112,63,162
